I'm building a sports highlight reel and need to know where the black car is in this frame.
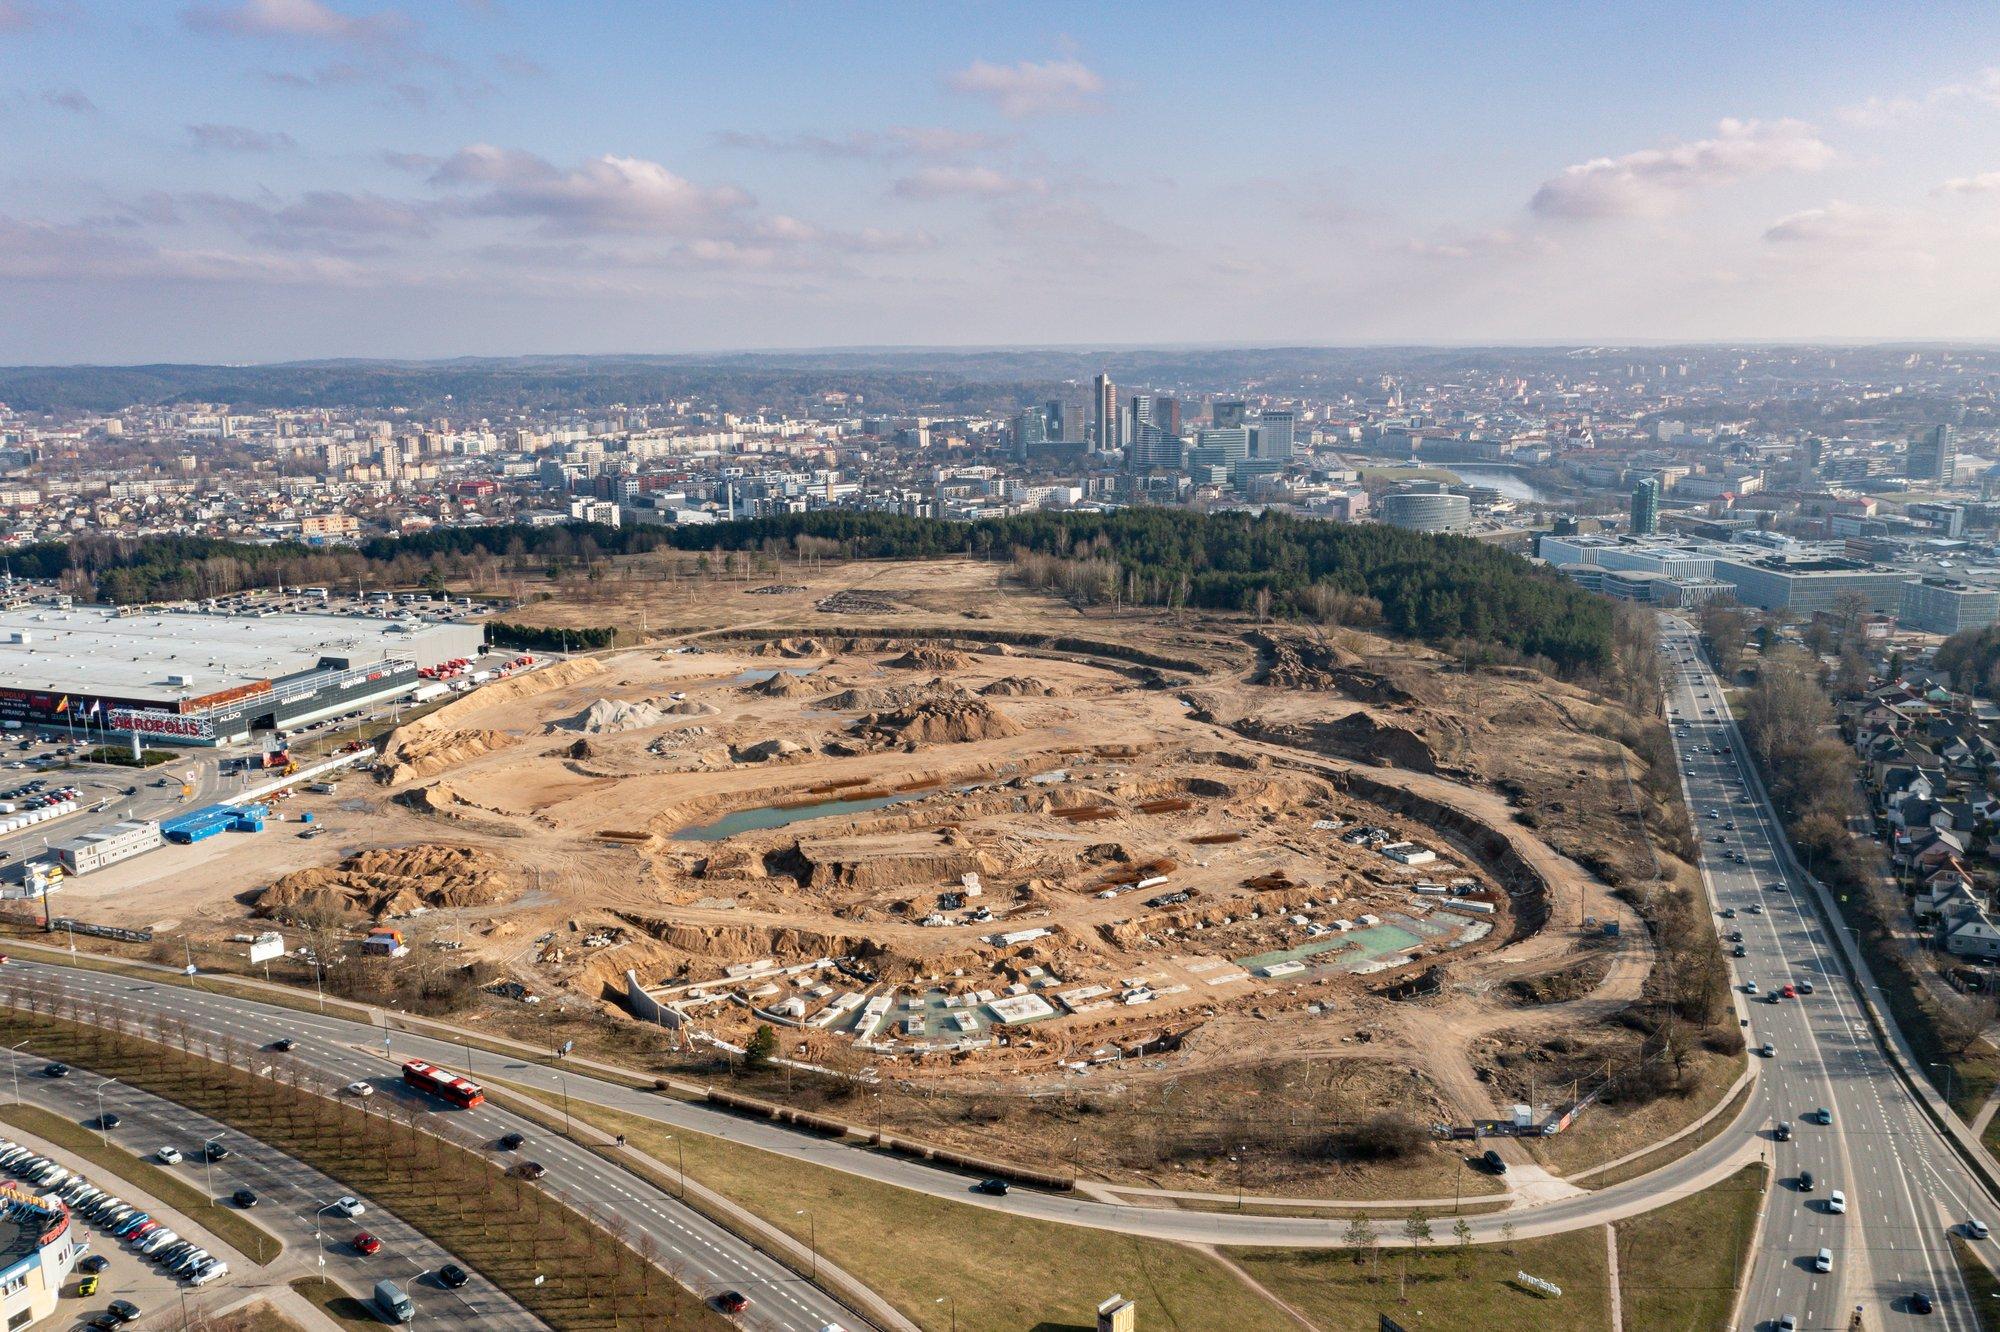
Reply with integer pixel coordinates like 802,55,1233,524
1481,1149,1508,1175
77,1254,108,1274
1798,1170,1815,1192
271,1038,296,1052
498,1132,525,1151
89,1316,120,1332
202,1141,229,1162
232,1189,257,1208
98,1113,120,1130
437,1263,469,1289
44,1062,69,1078
973,1178,1009,1196
1911,1290,1935,1315
514,1161,546,1181
108,1301,140,1322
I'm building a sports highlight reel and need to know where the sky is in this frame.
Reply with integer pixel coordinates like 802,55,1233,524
4,0,2000,362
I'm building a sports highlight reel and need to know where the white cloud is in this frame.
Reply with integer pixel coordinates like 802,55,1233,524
1761,201,1931,256
946,57,1103,118
1529,118,1834,221
1937,171,2000,196
891,166,1046,200
41,87,93,113
429,144,753,236
0,214,373,285
187,122,295,152
1840,67,2000,125
182,0,405,45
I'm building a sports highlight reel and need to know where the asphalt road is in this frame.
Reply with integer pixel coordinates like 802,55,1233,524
0,1048,538,1329
1660,619,2000,1331
0,973,869,1332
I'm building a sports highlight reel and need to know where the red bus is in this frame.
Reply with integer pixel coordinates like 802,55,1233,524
401,1060,484,1109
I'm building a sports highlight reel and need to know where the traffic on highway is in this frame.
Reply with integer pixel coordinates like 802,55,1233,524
1662,618,1999,1331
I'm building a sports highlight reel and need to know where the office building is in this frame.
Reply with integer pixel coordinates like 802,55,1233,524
0,1182,82,1329
1093,375,1119,453
1378,491,1472,533
1630,476,1660,536
1709,553,1908,614
1212,400,1246,430
1900,577,2000,636
1252,410,1295,462
1909,425,1957,487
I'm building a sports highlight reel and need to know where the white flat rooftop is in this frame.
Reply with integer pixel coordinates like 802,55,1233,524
0,605,471,703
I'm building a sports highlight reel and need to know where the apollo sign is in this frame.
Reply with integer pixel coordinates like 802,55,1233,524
108,708,214,740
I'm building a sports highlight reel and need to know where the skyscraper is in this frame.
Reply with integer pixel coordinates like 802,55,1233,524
1908,425,1957,487
1212,400,1246,429
1252,409,1295,461
1630,476,1660,536
1093,374,1119,452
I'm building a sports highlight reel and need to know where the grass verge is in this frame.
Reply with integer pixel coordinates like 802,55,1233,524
1574,1075,1754,1191
1228,1224,1612,1332
0,1101,281,1265
491,1079,1298,1332
1614,1163,1765,1332
1529,1047,1746,1178
0,995,728,1331
291,1276,392,1332
1953,1235,2000,1332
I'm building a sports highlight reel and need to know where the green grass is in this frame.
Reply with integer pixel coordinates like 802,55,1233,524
0,1101,281,1265
1229,1224,1612,1332
1615,1164,1766,1332
493,1082,1297,1332
1952,1235,2000,1332
291,1276,393,1332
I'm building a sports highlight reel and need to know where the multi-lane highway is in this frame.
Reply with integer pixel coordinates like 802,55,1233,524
0,977,870,1332
0,1046,537,1328
1660,617,1998,1330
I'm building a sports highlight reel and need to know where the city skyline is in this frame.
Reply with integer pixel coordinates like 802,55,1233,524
6,1,2000,360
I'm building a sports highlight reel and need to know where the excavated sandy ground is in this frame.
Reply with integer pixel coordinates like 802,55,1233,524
44,560,1695,1173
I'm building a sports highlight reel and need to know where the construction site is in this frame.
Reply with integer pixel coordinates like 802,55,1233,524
37,556,1717,1192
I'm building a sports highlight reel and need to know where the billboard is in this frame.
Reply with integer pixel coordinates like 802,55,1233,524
108,709,214,740
248,931,286,965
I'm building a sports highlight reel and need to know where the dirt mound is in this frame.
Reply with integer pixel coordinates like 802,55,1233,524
396,781,465,817
755,637,823,658
662,699,719,716
978,675,1062,697
377,728,513,785
817,684,945,711
884,645,975,671
746,673,819,699
854,697,1023,746
732,737,809,763
562,697,669,734
254,844,517,921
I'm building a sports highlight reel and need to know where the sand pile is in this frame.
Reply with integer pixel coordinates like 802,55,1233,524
854,697,1023,746
661,699,719,716
885,645,975,671
732,737,809,763
745,673,819,699
979,676,1062,697
397,781,466,817
563,697,669,734
817,684,937,711
377,728,512,785
255,845,517,921
755,637,823,658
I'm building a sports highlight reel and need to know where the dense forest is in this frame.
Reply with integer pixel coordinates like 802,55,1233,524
8,510,1613,673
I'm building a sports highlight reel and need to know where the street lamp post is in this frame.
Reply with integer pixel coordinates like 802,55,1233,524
935,1295,956,1332
92,1079,112,1146
1930,1061,1957,1107
795,1209,816,1280
8,1040,26,1107
661,1132,685,1197
555,1072,571,1137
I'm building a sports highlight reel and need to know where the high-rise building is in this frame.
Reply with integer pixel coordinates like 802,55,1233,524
1055,402,1083,444
1213,400,1246,429
1012,407,1049,460
1155,396,1181,439
1630,476,1660,536
1093,375,1119,452
1909,425,1957,486
1252,410,1295,461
